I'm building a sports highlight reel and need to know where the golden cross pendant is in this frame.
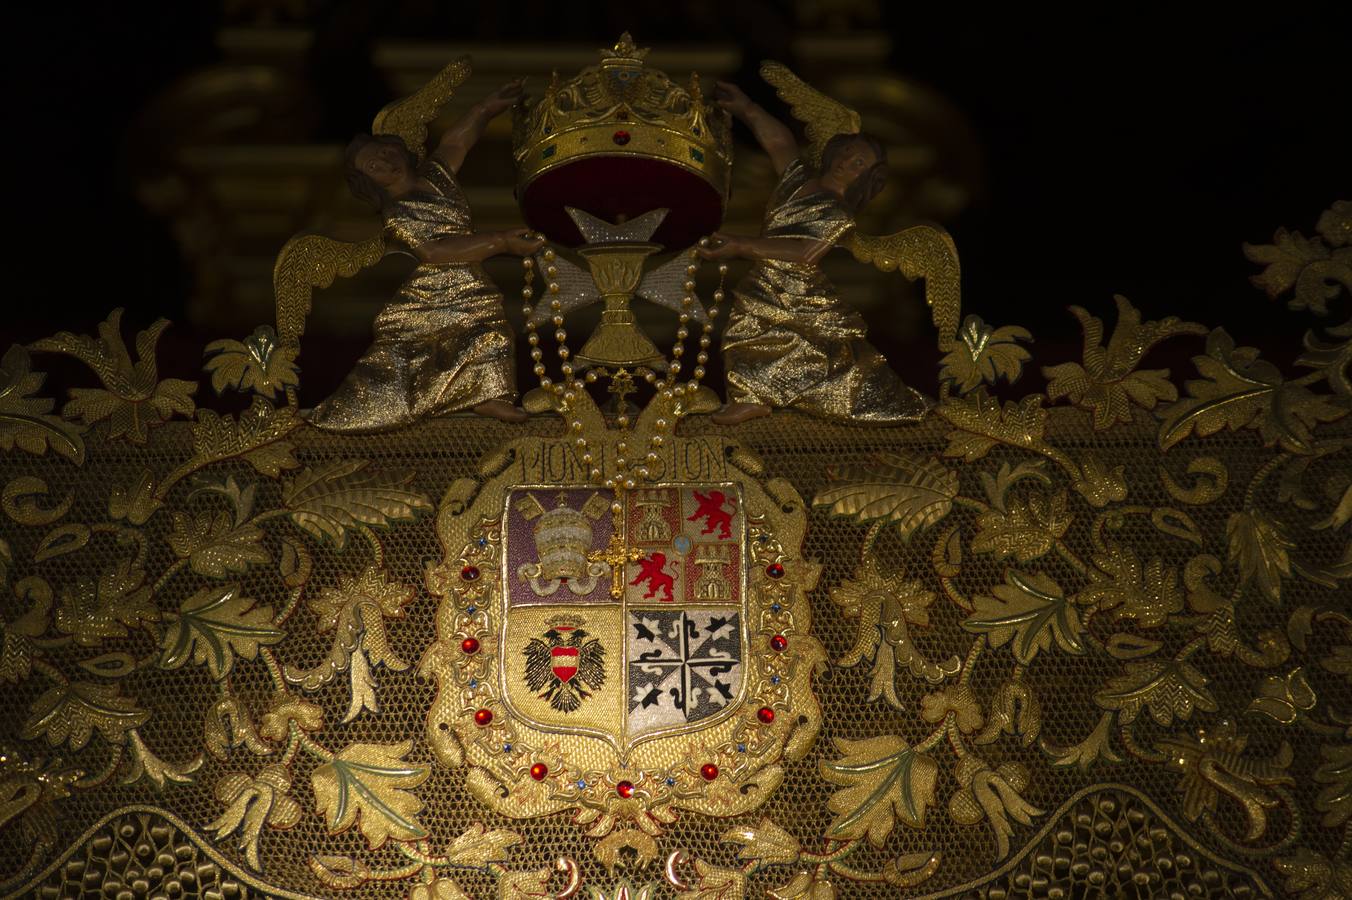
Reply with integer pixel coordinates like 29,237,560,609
587,506,642,598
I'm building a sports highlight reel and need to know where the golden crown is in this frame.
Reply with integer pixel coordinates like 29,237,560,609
512,33,733,203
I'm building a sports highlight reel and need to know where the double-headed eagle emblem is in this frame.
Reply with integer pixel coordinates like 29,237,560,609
522,615,607,712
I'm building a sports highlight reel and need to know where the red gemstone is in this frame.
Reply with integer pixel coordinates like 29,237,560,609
474,708,493,726
530,763,548,781
616,780,635,798
700,763,719,781
461,637,480,654
770,634,788,652
612,130,631,145
766,562,785,578
461,565,481,581
757,706,775,724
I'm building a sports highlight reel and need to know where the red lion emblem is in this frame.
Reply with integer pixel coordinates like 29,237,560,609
629,551,676,602
687,490,736,540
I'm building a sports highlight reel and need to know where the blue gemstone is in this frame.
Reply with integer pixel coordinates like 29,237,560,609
692,126,701,135
737,743,746,753
503,743,512,752
477,537,488,547
466,605,477,614
576,779,587,789
665,777,676,786
771,604,781,612
771,675,781,685
468,679,478,689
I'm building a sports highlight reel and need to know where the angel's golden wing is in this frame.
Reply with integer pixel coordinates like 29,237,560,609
273,233,386,405
759,61,860,166
842,226,962,352
371,56,473,161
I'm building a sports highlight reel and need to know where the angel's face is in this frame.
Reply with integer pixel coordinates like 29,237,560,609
356,141,409,187
827,139,879,188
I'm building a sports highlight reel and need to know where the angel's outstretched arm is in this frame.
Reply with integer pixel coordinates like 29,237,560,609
712,81,798,176
411,228,543,265
697,231,832,266
433,79,525,173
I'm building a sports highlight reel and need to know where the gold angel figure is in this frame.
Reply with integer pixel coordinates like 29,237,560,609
289,58,543,431
699,63,961,426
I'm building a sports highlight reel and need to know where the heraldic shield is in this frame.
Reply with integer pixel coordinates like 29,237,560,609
421,401,824,830
501,484,747,745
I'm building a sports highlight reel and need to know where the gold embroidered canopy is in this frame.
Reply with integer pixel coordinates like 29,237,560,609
1,33,1350,900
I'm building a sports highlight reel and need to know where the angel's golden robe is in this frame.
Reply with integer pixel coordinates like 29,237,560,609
308,160,516,431
722,159,930,422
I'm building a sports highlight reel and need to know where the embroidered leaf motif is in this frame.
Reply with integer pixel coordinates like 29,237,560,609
0,345,85,464
166,510,270,578
282,460,433,548
939,314,1032,392
830,560,956,692
1157,328,1346,453
821,734,939,846
208,765,301,870
22,680,148,750
1043,296,1205,429
285,565,415,722
937,389,1047,461
1227,509,1293,603
1072,453,1129,506
1094,658,1217,726
963,570,1084,664
160,585,283,680
54,559,159,646
723,816,801,866
30,308,196,443
947,760,1043,860
311,740,428,848
202,325,300,399
1243,207,1352,315
970,489,1071,562
445,822,522,867
813,452,957,538
675,860,746,900
1079,545,1182,628
190,396,300,477
498,865,564,900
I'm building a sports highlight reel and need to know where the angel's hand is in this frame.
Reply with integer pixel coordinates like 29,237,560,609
480,79,525,117
696,232,742,260
501,228,546,256
712,81,754,117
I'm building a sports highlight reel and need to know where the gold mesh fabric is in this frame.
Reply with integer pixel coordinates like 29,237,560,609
2,404,1349,898
2,202,1351,898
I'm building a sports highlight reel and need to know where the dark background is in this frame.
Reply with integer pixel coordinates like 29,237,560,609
9,3,1349,402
